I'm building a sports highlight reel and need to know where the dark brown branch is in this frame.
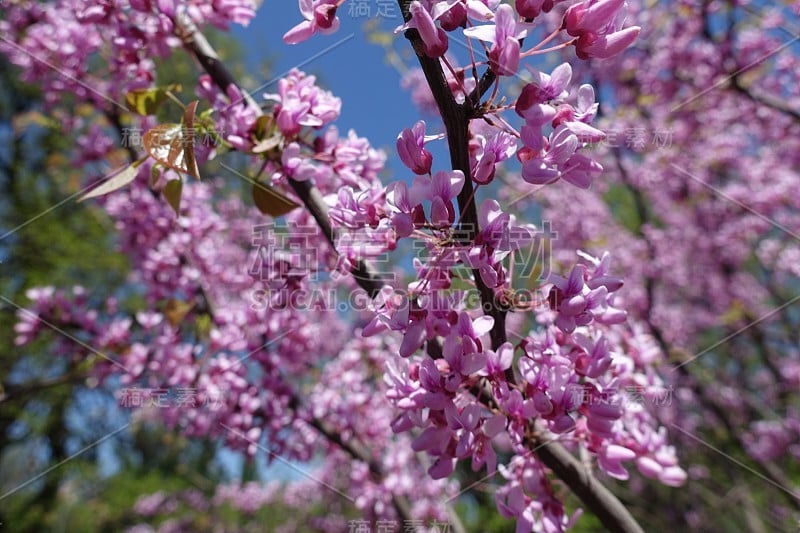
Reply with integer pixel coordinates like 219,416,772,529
0,371,88,405
714,1,800,124
468,69,498,108
401,27,509,350
730,75,800,123
177,22,260,111
288,178,382,297
289,394,418,524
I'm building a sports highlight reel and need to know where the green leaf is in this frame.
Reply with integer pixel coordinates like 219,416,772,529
194,314,212,339
252,115,283,156
253,115,273,141
124,84,181,116
78,159,145,202
449,276,474,291
252,182,300,217
603,184,642,234
149,162,163,187
251,134,282,155
163,179,183,216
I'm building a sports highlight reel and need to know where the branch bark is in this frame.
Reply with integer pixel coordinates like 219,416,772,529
534,438,644,533
399,25,509,351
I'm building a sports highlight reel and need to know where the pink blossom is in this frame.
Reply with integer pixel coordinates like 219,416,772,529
283,0,340,44
463,4,530,76
563,0,641,59
396,121,433,175
401,1,448,58
427,170,465,226
470,129,517,184
265,69,341,137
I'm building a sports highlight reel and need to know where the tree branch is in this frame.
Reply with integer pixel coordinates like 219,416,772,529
730,75,800,123
397,7,644,531
534,437,645,533
177,16,383,298
400,26,509,350
287,393,422,525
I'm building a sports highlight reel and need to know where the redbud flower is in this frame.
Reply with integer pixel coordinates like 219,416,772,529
516,63,572,125
265,69,341,137
397,121,433,175
437,1,467,31
564,0,625,37
576,26,640,59
283,0,340,44
427,170,465,226
463,4,530,76
402,1,448,58
386,178,429,237
516,0,546,19
563,0,641,59
470,130,517,184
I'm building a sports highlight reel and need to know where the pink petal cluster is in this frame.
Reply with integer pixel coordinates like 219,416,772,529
463,4,531,76
283,0,341,44
516,64,605,188
264,68,342,137
564,0,641,59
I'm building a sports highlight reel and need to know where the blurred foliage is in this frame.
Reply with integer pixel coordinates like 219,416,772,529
0,29,283,532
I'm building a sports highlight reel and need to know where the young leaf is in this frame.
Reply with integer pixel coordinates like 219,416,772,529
182,100,201,180
125,84,181,116
252,134,282,155
143,123,200,179
252,182,300,217
164,298,194,327
79,159,145,202
150,163,163,187
141,103,202,180
163,179,183,215
253,115,273,140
